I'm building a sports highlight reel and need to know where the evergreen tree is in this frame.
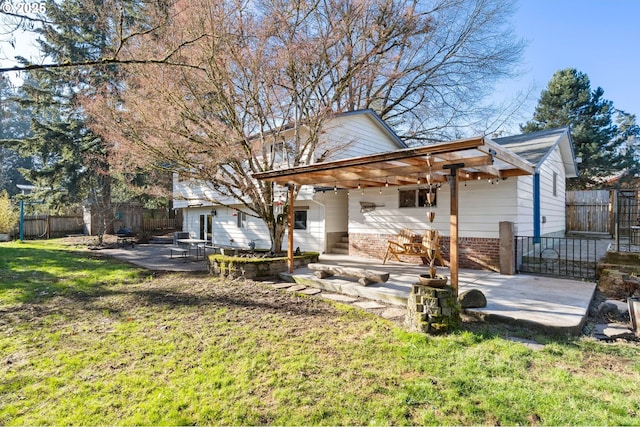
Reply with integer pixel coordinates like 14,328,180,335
13,0,147,240
522,68,634,189
612,110,640,187
0,74,34,196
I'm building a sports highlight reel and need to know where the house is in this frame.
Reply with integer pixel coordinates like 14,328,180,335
173,109,408,253
175,110,578,272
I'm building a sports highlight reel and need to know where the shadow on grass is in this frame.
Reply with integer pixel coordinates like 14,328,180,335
1,242,338,325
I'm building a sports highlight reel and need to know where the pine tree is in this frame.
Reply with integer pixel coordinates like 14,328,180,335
14,0,145,240
0,74,33,196
522,68,634,189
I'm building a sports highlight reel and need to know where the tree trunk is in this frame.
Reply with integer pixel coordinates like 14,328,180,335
266,215,287,254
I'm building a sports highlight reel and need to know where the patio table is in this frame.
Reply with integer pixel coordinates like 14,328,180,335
177,238,208,260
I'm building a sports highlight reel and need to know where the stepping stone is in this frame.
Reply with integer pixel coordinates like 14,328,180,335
353,301,386,310
284,284,307,292
593,323,635,340
271,283,296,289
381,307,406,319
318,293,358,303
506,336,544,351
299,288,322,295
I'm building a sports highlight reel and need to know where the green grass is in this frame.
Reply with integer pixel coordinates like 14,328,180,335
1,239,640,425
0,240,144,306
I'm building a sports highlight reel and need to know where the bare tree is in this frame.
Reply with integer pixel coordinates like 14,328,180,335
84,0,525,251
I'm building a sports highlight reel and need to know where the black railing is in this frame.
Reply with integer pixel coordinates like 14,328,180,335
515,236,598,280
616,190,640,253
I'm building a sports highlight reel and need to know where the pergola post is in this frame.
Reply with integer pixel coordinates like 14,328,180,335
444,163,464,296
287,184,295,273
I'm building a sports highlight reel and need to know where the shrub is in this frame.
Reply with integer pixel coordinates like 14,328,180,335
0,190,19,234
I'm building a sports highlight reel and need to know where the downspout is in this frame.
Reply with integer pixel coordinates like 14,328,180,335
533,171,541,244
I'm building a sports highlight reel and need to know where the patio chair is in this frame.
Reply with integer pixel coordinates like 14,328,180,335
383,229,426,264
421,229,446,266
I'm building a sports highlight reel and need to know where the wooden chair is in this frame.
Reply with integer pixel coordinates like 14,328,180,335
383,229,425,264
421,229,446,266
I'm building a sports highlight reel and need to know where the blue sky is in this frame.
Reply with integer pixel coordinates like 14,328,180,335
497,0,640,128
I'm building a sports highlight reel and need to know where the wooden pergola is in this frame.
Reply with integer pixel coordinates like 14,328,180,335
254,136,535,294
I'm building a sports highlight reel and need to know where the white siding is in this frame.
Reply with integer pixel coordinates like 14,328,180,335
173,173,236,208
182,206,271,249
181,201,326,253
516,176,534,235
174,111,404,208
313,190,348,232
348,179,520,239
284,201,325,252
320,113,404,161
539,146,567,236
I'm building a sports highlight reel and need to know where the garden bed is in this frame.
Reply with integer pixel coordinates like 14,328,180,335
208,251,319,280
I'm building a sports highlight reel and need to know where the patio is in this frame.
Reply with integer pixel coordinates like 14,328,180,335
284,254,597,336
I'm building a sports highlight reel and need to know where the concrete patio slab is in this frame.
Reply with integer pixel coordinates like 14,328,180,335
99,244,209,272
284,254,597,335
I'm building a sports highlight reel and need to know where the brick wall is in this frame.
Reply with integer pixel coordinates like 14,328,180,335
349,233,500,271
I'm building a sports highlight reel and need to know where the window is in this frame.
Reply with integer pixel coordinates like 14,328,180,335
236,211,247,228
294,210,307,230
553,172,558,197
399,190,416,208
399,187,437,208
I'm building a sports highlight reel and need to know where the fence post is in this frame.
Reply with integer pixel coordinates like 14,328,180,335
499,221,515,275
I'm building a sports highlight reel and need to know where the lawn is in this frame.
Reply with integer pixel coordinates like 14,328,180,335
1,240,639,425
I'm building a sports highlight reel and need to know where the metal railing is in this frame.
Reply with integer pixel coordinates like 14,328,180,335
615,190,640,253
515,236,599,281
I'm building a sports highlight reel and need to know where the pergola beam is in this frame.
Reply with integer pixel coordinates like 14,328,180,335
261,153,496,188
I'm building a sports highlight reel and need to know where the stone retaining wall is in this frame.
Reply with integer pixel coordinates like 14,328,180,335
208,253,319,280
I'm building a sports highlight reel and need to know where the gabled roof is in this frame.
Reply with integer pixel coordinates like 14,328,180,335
493,127,578,177
251,109,408,150
339,109,409,149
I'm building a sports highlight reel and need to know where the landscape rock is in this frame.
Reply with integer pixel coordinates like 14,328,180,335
593,323,637,341
458,289,487,308
596,301,619,318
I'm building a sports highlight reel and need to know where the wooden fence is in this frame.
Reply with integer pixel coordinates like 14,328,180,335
15,214,177,239
20,215,85,239
566,190,612,234
142,217,178,232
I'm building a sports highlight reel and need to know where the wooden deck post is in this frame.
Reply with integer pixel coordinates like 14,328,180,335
288,184,295,273
443,163,464,296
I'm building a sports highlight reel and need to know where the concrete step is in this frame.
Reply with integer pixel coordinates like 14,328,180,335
334,242,349,249
331,248,349,255
340,236,349,243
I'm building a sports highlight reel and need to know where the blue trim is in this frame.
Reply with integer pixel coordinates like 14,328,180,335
19,200,24,242
533,173,540,243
